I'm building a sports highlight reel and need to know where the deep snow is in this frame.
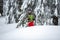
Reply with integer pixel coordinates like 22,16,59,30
0,17,60,40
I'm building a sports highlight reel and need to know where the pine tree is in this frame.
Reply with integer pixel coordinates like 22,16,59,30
3,0,59,26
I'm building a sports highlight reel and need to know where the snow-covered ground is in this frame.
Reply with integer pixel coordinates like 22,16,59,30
0,17,60,40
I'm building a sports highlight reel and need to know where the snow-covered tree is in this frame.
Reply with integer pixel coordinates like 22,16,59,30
3,0,59,26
